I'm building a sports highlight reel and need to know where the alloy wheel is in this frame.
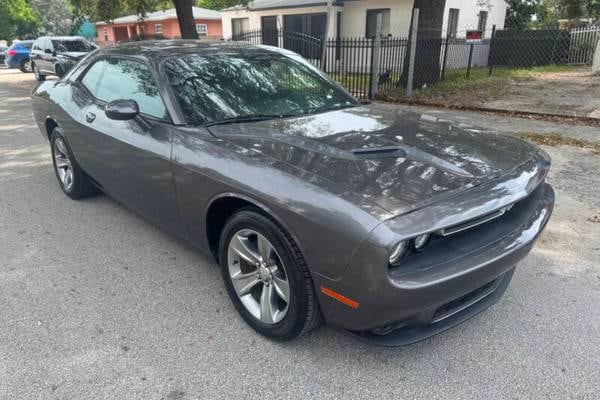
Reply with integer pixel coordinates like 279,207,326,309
227,229,291,324
23,60,32,72
53,138,74,191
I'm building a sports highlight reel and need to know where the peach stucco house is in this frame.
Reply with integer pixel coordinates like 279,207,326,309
95,7,223,45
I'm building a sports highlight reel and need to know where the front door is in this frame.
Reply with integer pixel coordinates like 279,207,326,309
74,56,182,234
39,38,55,73
262,16,278,46
114,27,129,42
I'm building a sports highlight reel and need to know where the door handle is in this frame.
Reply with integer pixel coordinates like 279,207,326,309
85,112,96,123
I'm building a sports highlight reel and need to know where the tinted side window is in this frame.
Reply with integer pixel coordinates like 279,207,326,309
95,58,166,120
81,59,107,97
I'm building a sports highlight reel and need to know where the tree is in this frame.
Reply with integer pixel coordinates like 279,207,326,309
401,0,447,88
0,0,41,40
68,0,200,39
173,0,198,39
198,0,249,9
505,0,541,29
31,0,72,36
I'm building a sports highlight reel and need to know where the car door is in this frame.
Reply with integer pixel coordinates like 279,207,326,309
74,56,183,235
39,38,55,73
30,39,43,68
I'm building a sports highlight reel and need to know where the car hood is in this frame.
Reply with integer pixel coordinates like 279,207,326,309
57,51,87,60
208,105,541,216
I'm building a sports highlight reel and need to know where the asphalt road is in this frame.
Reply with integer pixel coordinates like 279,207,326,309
1,68,599,400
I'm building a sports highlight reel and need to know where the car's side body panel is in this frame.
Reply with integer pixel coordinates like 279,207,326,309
171,127,384,279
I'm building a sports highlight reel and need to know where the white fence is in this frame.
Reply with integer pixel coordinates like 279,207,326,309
569,26,600,65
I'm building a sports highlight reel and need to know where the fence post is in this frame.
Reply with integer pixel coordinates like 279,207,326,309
441,32,450,81
320,0,333,71
406,8,419,99
487,24,496,77
369,13,383,99
466,43,474,78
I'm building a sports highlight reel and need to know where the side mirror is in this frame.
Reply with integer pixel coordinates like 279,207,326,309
44,48,53,54
105,99,139,121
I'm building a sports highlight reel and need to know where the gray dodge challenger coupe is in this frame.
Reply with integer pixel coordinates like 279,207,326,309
31,41,555,345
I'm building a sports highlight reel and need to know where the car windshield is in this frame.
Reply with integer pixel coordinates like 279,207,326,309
164,51,358,125
21,42,33,49
52,40,94,52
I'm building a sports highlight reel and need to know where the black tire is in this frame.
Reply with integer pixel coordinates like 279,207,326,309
20,58,32,73
218,209,322,341
55,64,64,78
33,63,45,81
50,128,98,199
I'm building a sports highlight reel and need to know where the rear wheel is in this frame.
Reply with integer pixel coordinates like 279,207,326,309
20,59,32,73
50,128,97,199
33,63,45,81
219,210,321,341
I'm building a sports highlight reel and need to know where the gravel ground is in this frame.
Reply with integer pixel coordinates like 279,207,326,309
1,68,599,400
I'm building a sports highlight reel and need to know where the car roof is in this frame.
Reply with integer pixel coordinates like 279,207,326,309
38,36,86,41
101,40,296,61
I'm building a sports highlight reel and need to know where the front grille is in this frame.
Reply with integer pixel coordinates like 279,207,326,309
431,277,500,323
440,206,510,236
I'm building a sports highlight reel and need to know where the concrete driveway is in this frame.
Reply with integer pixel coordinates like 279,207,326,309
1,68,599,399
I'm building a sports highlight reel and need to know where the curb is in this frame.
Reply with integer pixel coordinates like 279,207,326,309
378,98,600,127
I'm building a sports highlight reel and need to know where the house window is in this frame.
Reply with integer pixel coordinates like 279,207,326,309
232,18,250,37
366,9,391,38
196,23,208,36
155,24,163,35
448,8,459,38
103,28,108,42
477,11,488,35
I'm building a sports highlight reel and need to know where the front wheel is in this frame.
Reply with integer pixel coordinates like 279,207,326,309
33,63,45,81
50,128,98,199
219,210,321,341
55,64,65,78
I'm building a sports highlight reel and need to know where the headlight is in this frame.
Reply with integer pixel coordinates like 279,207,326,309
414,234,430,250
389,241,407,265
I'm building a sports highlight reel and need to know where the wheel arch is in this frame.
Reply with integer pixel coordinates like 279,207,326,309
44,117,60,142
204,192,306,263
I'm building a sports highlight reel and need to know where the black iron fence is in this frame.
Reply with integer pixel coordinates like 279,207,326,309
228,21,599,100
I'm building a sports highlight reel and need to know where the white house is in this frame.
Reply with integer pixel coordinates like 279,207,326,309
221,0,508,39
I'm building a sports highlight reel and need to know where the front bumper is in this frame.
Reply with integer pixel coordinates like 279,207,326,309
314,181,554,345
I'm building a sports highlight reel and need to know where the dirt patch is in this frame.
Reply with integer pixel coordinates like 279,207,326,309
519,132,600,154
485,69,600,118
380,66,600,119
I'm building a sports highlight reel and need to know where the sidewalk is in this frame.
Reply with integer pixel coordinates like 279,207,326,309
377,102,600,147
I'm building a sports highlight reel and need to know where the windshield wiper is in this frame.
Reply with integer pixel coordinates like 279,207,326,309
203,114,295,127
304,103,358,116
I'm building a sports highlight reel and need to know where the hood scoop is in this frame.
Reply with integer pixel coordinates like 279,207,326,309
351,146,406,159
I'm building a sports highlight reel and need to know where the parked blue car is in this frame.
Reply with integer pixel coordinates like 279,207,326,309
4,40,34,72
